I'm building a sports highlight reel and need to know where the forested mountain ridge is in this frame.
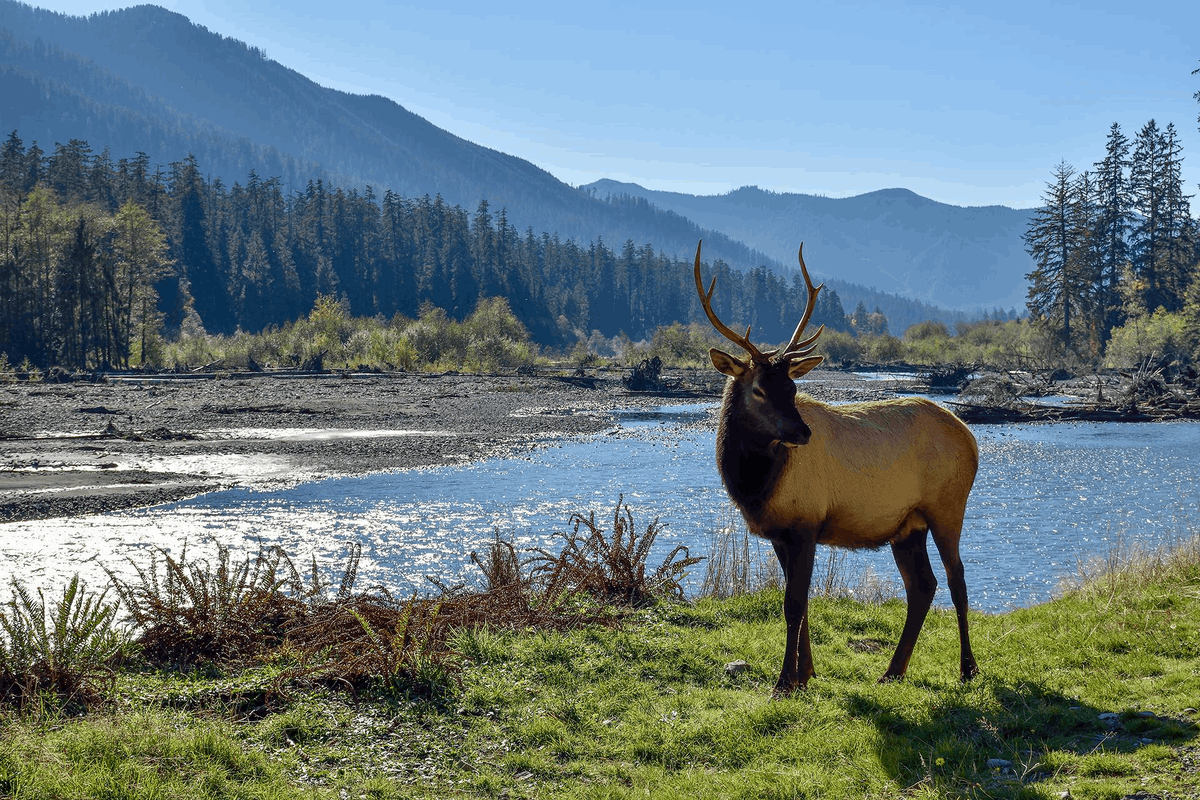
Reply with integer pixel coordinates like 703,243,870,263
1,0,1009,321
584,180,1034,312
0,0,783,275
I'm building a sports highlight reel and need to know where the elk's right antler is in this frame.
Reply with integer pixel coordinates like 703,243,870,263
693,241,769,363
780,243,825,361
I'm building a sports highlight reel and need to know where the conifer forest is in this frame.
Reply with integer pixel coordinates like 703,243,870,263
0,133,852,370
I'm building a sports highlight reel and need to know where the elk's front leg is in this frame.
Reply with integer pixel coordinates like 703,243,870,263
771,530,816,694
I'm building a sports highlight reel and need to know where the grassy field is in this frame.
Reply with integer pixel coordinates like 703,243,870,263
2,535,1198,799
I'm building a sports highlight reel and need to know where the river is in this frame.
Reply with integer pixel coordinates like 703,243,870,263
4,404,1198,613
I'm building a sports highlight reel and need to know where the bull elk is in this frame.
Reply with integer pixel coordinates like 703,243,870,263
693,241,979,694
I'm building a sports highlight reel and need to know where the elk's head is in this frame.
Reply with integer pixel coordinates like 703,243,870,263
695,241,825,449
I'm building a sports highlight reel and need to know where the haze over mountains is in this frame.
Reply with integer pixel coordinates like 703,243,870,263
0,0,1033,324
585,181,1033,312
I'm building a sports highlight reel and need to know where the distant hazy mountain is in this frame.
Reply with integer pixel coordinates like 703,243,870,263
584,180,1034,312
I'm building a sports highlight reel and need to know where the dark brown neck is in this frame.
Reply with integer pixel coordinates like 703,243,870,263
716,387,788,515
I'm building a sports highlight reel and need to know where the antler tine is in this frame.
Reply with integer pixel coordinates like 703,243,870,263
693,241,766,361
781,242,826,359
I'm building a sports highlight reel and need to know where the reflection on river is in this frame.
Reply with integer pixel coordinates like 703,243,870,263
4,404,1199,613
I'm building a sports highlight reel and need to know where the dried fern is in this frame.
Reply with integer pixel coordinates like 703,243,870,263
529,495,703,607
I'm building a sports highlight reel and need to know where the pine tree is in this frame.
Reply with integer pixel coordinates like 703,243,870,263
1092,122,1132,338
1024,162,1093,351
1158,123,1194,309
1128,121,1194,315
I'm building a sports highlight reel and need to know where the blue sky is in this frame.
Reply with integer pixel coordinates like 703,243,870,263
27,0,1200,209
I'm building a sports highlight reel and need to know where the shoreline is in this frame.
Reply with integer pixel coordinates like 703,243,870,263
1,368,904,524
0,370,724,523
13,364,1185,525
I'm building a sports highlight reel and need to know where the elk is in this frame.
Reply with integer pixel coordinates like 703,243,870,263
693,241,979,694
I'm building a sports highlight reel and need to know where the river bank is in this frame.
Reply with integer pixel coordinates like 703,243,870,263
2,367,903,524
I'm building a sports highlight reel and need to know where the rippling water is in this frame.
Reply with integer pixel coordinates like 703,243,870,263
4,404,1199,612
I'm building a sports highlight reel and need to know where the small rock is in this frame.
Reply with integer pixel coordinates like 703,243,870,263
1136,710,1157,718
1056,791,1072,800
724,660,750,676
987,758,1012,769
1184,707,1198,715
1098,712,1121,729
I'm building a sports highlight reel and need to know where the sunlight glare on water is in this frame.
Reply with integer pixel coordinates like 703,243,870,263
4,405,1198,612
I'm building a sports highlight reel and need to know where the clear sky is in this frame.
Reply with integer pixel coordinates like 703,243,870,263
21,0,1200,209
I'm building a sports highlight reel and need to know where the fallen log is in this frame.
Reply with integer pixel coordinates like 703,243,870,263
948,402,1165,424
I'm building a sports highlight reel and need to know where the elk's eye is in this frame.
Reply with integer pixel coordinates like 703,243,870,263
752,387,766,400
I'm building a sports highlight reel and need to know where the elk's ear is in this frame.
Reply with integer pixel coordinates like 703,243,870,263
787,356,823,379
709,348,747,377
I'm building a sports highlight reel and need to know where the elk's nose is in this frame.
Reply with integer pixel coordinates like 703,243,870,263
778,420,811,447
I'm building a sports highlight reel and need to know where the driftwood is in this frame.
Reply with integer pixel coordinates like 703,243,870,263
950,395,1200,424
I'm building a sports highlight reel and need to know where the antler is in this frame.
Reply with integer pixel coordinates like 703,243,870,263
779,243,825,360
693,241,769,363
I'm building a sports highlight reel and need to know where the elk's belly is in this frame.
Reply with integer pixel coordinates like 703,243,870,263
816,507,930,549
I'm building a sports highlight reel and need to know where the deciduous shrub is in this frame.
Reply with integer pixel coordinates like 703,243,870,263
1105,309,1189,368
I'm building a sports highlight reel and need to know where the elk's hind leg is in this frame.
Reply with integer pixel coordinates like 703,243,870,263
932,527,978,681
881,527,936,682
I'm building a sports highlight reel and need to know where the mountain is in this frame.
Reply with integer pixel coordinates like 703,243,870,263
0,0,1025,326
0,0,778,273
584,180,1034,312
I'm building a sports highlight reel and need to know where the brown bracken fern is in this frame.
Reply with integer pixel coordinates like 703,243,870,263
529,495,703,607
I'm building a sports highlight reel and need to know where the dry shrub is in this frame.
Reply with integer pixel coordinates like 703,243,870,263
280,592,456,697
101,498,702,697
105,542,309,667
278,528,625,696
529,495,703,607
471,527,523,590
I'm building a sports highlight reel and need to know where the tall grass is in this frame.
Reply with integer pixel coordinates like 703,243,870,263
1065,529,1200,603
698,509,898,604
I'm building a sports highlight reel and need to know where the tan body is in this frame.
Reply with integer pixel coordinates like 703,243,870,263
753,395,978,548
694,240,980,693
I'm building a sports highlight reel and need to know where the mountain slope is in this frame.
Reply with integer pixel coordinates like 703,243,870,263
0,0,780,274
585,180,1033,311
0,0,1024,323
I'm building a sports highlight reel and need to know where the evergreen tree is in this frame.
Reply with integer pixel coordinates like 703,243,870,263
1024,162,1092,351
1092,122,1132,338
1129,120,1171,313
169,155,226,333
1157,123,1195,308
0,131,27,194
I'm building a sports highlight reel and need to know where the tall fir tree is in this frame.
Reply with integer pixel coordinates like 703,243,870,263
1091,122,1132,339
1024,162,1095,352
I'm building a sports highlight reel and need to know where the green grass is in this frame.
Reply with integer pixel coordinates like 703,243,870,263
3,559,1199,799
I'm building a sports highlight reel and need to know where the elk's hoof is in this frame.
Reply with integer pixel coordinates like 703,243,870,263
961,662,980,682
877,672,905,684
